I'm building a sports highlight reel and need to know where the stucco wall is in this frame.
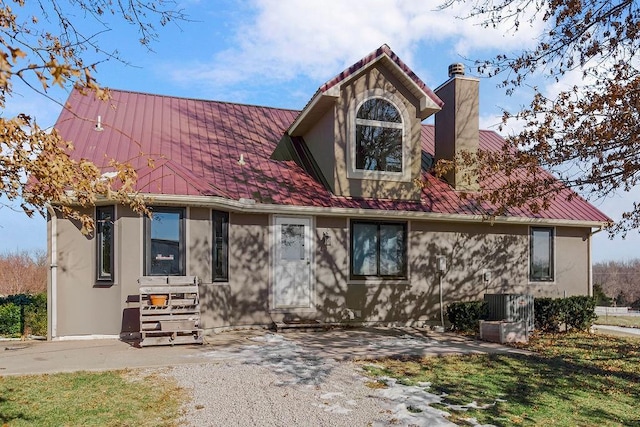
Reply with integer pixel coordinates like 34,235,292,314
188,207,212,282
312,219,591,324
52,208,122,336
303,108,336,192
118,206,143,335
199,213,272,331
50,205,592,336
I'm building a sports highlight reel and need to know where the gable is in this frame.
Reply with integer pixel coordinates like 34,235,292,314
280,46,443,202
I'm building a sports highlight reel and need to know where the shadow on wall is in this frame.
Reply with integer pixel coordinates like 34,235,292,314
198,215,271,329
314,223,530,325
191,216,536,329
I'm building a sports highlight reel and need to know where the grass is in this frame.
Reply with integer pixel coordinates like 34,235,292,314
596,314,640,328
360,333,640,426
0,370,185,426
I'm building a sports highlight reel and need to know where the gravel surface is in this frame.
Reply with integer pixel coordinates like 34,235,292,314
168,361,392,426
157,333,463,427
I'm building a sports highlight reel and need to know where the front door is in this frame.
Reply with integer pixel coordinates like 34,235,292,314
273,216,313,309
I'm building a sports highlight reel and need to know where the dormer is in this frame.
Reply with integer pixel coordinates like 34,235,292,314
274,45,443,201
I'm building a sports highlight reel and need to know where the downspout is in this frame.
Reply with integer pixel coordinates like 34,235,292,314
46,204,57,340
587,226,605,297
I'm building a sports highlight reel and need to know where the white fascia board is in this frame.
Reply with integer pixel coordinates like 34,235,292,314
287,90,338,136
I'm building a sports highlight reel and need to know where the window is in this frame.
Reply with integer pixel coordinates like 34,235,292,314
351,220,407,279
212,210,229,281
96,206,114,281
530,227,554,282
145,207,185,276
355,98,403,173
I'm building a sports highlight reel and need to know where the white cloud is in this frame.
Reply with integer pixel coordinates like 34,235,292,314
169,0,547,91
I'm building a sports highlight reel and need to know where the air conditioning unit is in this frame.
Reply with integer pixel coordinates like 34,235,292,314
484,293,535,332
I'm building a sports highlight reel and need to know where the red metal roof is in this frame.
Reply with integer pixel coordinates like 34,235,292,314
54,88,610,224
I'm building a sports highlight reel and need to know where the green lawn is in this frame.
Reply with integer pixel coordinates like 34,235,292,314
361,333,640,426
0,370,185,426
596,314,640,328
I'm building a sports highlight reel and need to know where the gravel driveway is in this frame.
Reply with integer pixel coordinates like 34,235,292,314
160,333,479,427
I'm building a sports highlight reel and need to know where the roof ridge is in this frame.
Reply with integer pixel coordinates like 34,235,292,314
319,44,442,108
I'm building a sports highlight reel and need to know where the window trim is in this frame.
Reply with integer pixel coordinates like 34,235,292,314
350,219,408,280
144,207,186,276
212,210,229,282
529,226,555,282
347,89,412,182
96,205,115,282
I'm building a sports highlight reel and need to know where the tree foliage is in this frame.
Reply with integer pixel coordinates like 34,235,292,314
441,0,640,233
0,249,47,295
593,259,640,306
0,1,185,231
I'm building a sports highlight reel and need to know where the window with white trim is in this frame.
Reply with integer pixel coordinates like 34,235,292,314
355,98,403,173
530,227,554,282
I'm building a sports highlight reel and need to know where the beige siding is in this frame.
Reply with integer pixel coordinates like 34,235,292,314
303,108,336,192
188,207,212,282
199,213,272,330
311,220,591,325
50,205,593,336
53,208,122,336
118,206,143,335
314,216,350,322
552,226,590,296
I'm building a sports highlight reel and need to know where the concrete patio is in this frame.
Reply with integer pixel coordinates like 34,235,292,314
0,327,530,376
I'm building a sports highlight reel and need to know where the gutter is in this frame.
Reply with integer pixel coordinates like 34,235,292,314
130,194,610,229
46,204,57,340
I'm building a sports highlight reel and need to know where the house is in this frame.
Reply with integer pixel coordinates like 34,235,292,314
47,45,610,340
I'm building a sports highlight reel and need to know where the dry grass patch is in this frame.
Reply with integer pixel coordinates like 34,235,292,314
0,370,186,426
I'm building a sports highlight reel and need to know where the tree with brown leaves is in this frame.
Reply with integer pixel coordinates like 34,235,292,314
441,0,640,234
1,1,185,232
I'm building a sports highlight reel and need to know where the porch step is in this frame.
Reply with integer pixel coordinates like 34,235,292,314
273,319,326,332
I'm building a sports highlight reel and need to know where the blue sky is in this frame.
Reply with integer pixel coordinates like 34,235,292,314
1,0,637,261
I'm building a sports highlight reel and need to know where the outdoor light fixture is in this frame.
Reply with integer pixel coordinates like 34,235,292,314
322,231,332,246
483,270,492,283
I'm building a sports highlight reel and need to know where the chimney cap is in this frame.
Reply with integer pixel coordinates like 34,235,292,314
448,63,465,78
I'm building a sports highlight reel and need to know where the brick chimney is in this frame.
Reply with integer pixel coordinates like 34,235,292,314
434,63,479,191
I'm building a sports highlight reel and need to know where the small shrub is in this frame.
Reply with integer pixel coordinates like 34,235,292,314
534,298,562,333
447,300,488,332
535,296,597,333
0,303,21,336
0,293,47,337
562,296,597,331
24,293,47,336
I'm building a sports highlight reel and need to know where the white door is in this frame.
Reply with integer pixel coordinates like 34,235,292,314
273,216,313,309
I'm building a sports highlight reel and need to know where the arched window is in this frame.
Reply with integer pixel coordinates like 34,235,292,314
355,98,403,172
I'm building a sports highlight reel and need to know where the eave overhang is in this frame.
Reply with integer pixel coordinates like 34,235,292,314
103,193,609,229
